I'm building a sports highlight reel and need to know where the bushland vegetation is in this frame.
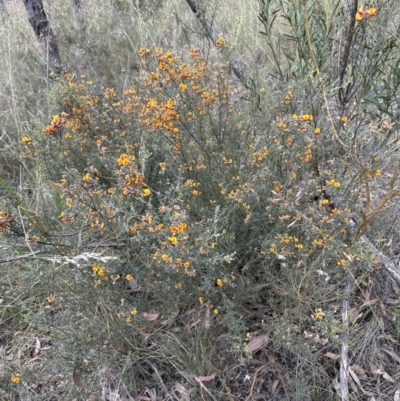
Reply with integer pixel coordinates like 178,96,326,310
1,0,400,400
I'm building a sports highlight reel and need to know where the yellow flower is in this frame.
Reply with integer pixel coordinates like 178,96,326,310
11,375,20,384
139,47,150,57
314,309,325,319
321,199,329,205
375,169,381,177
213,309,219,315
126,274,133,281
143,188,151,197
302,114,313,122
82,172,91,182
292,114,298,121
314,127,321,135
65,132,72,139
216,278,223,287
356,6,365,21
199,297,204,304
333,181,341,188
21,136,32,144
131,308,138,316
168,236,178,245
179,83,188,92
117,153,134,166
341,116,348,124
366,7,376,17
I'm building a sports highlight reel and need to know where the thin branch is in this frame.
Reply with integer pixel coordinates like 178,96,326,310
184,0,247,83
339,0,359,106
0,248,48,264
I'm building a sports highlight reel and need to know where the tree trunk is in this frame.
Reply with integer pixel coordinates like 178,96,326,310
0,0,9,19
70,0,85,30
22,0,61,72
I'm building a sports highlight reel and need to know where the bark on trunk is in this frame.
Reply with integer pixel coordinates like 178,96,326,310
0,0,9,19
22,0,61,71
70,0,85,30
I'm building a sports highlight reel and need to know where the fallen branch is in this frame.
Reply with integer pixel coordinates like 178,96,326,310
184,0,247,83
0,248,48,264
348,219,400,286
0,241,128,265
291,205,400,286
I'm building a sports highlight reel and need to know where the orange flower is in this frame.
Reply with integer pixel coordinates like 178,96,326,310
366,7,376,17
355,6,365,21
356,6,376,21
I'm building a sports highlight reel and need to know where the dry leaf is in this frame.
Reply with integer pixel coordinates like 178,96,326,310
247,334,269,352
348,366,362,387
382,371,394,383
351,364,368,380
72,368,87,389
175,382,190,401
369,362,378,378
271,379,279,394
142,312,159,321
348,299,379,322
32,338,41,357
348,374,359,394
195,374,215,382
394,389,400,401
379,301,387,316
324,352,339,360
386,335,398,344
381,348,400,364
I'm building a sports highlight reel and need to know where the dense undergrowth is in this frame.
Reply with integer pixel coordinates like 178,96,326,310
1,0,400,400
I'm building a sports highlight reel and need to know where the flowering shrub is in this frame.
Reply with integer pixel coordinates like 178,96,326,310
2,1,400,398
12,43,377,337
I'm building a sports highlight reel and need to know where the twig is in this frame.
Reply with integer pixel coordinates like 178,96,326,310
339,279,353,401
184,0,247,83
196,379,218,401
245,364,265,401
0,248,48,264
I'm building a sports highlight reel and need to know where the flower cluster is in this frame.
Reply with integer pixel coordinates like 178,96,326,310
355,6,376,21
43,114,67,135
